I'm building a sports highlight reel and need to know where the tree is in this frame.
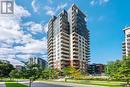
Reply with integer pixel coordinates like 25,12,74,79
119,56,130,85
9,69,22,83
41,68,50,79
63,67,81,82
0,61,14,78
41,68,60,79
25,64,41,87
106,53,130,86
105,60,121,80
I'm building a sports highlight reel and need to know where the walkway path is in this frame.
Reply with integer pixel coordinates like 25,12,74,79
0,82,6,87
32,81,105,87
20,80,106,87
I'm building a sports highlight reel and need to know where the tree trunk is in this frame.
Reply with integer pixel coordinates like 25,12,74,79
29,79,31,87
126,79,130,87
65,78,67,82
17,79,18,84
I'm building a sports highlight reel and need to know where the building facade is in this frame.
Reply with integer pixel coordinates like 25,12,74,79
28,57,47,69
122,27,130,56
15,65,24,70
88,64,105,76
47,4,90,72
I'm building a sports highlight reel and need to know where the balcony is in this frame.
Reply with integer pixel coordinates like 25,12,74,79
86,54,90,57
73,47,78,51
48,42,53,47
61,61,70,65
60,36,69,41
49,60,54,64
73,62,79,66
48,53,53,57
61,54,70,57
127,34,130,37
48,57,53,61
61,31,69,37
73,53,78,57
122,45,125,48
72,32,78,37
122,51,126,54
61,43,69,48
73,39,78,43
73,42,78,47
73,35,78,39
48,46,53,52
122,49,126,51
61,57,70,61
61,40,69,45
48,50,53,54
86,52,90,55
61,47,69,51
73,50,78,53
61,50,69,55
73,55,78,60
73,65,80,69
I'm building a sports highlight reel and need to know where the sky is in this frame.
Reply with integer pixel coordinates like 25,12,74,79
0,0,130,65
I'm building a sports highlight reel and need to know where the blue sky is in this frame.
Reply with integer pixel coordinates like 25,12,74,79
0,0,130,65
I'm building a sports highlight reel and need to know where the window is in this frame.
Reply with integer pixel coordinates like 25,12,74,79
76,9,78,13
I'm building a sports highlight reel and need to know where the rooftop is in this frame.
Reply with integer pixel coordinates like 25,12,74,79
123,26,130,31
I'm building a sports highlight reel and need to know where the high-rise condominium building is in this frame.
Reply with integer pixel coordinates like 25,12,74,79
122,27,130,56
28,57,47,69
47,4,90,72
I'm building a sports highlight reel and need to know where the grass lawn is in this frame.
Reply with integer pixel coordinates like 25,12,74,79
66,79,125,87
5,82,28,87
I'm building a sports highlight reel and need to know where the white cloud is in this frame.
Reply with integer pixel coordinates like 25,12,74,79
14,38,47,54
0,2,31,48
23,21,49,34
0,57,24,66
44,3,68,16
56,3,68,11
90,0,109,6
43,23,48,33
31,0,39,13
30,23,43,34
9,58,24,66
44,6,55,16
99,0,109,5
0,1,47,66
24,21,43,34
14,3,31,18
90,0,97,6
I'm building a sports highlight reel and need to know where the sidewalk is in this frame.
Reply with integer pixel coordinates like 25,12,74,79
0,82,6,87
35,81,106,87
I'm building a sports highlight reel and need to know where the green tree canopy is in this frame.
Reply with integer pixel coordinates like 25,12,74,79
106,53,130,85
0,61,14,78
